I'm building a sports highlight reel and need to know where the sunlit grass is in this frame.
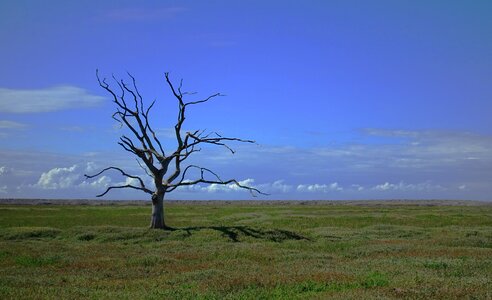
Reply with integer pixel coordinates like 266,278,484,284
0,202,491,299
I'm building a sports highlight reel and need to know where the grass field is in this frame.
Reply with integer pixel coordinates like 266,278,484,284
0,200,491,299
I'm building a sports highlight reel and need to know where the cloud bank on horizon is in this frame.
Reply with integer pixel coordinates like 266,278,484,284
0,127,490,200
0,1,491,200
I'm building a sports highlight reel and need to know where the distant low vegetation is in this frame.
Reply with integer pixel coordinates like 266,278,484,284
1,201,491,299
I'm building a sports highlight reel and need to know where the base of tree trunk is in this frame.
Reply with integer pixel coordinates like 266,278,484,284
150,193,166,229
149,219,166,229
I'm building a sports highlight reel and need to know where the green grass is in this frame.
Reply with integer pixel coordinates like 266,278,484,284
0,202,491,299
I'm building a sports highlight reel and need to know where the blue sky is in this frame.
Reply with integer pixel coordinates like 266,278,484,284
0,1,491,200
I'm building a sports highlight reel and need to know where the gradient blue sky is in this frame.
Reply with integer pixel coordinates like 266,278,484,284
1,0,491,200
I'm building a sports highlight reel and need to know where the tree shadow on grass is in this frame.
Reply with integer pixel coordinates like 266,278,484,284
174,226,310,242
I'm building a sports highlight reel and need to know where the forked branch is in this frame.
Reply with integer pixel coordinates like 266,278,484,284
166,165,268,196
84,166,153,197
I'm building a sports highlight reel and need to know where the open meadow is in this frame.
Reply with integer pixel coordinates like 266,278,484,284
0,200,491,299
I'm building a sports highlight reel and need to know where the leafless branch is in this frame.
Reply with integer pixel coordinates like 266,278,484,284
185,132,255,154
184,93,223,106
84,166,153,196
94,184,153,197
165,165,267,196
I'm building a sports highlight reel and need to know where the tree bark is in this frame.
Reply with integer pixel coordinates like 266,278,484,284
150,192,166,229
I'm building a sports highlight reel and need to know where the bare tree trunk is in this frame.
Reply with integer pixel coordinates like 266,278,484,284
150,191,166,229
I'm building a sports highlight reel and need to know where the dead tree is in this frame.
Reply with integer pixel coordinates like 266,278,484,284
85,71,263,229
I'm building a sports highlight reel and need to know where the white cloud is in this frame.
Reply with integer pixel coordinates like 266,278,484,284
268,180,293,193
36,165,81,189
193,179,294,195
0,86,104,113
0,120,26,129
351,184,365,191
121,177,141,186
85,162,98,173
35,162,107,190
0,166,8,176
373,182,394,191
203,184,228,193
80,175,112,189
372,181,445,192
297,182,343,193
